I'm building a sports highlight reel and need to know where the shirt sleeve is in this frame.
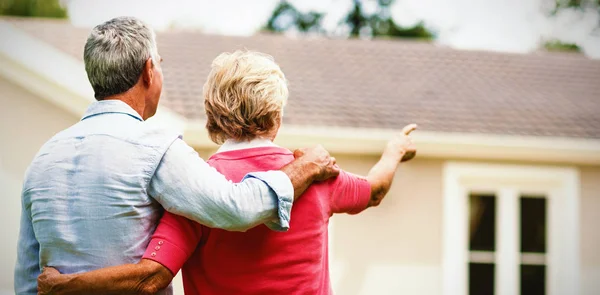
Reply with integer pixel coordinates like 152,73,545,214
142,212,203,275
148,139,294,232
329,170,372,215
14,196,40,295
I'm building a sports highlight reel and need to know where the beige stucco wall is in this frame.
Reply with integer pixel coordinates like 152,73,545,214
0,77,79,293
329,155,444,295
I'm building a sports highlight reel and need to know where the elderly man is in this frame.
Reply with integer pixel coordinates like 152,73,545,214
14,16,338,295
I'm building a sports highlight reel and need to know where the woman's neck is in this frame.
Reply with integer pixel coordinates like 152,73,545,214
218,137,277,153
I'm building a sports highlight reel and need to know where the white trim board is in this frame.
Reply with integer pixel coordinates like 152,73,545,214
186,121,600,165
442,162,580,295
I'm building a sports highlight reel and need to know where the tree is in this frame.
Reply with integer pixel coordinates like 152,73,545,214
265,0,600,54
266,1,325,34
545,0,600,51
265,0,433,39
0,0,67,18
553,0,600,10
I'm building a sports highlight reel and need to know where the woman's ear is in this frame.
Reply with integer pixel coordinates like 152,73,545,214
266,113,283,142
275,112,283,130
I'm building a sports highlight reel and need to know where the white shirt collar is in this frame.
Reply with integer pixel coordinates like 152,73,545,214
217,138,278,153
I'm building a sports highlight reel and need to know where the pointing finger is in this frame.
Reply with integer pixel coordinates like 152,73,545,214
402,124,417,135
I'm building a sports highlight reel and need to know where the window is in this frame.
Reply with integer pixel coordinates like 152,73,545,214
520,196,546,295
442,163,579,295
468,194,496,295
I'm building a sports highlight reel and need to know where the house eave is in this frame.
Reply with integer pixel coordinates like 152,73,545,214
185,122,600,166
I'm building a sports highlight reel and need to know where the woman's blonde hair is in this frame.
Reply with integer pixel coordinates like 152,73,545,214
203,50,288,144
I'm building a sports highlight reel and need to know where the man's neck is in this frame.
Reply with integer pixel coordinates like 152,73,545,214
101,88,146,120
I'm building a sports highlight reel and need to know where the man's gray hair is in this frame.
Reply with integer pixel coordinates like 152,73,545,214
84,16,159,100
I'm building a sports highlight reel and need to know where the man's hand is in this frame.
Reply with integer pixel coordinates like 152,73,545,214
293,145,340,182
385,124,417,162
281,145,339,200
38,267,65,295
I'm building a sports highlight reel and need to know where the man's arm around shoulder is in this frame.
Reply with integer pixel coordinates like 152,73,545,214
149,139,339,232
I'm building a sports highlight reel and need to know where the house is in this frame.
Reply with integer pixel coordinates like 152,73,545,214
1,16,599,295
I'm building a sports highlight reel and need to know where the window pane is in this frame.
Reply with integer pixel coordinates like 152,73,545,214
520,197,546,253
521,265,545,295
469,263,494,295
469,194,496,251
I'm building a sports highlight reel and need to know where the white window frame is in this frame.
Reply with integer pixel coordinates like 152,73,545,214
442,162,580,295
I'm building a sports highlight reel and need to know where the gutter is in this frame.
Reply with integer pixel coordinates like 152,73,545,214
186,122,600,166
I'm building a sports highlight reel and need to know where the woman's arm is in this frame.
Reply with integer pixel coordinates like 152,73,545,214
366,124,417,207
37,259,172,295
328,124,417,214
37,211,203,295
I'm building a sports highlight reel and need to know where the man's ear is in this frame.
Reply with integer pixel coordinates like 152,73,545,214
142,58,154,87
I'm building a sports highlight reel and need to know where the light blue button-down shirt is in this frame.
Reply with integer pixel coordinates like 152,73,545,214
14,100,294,295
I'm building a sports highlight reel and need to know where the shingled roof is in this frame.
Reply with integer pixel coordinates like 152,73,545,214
5,17,600,139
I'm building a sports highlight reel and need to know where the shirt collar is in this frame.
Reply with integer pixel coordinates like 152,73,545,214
217,138,278,153
81,100,144,122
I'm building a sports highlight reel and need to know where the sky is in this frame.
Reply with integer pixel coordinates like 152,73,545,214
66,0,600,58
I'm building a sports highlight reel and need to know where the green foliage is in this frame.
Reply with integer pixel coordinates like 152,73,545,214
343,0,432,38
0,0,67,18
544,40,581,51
265,0,433,40
266,1,325,33
551,0,600,14
555,0,599,9
546,0,599,52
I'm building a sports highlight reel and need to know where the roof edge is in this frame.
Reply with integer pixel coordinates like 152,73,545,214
185,121,600,166
0,20,94,117
0,20,188,130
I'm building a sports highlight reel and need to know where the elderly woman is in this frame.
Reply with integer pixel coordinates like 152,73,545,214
37,50,416,295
